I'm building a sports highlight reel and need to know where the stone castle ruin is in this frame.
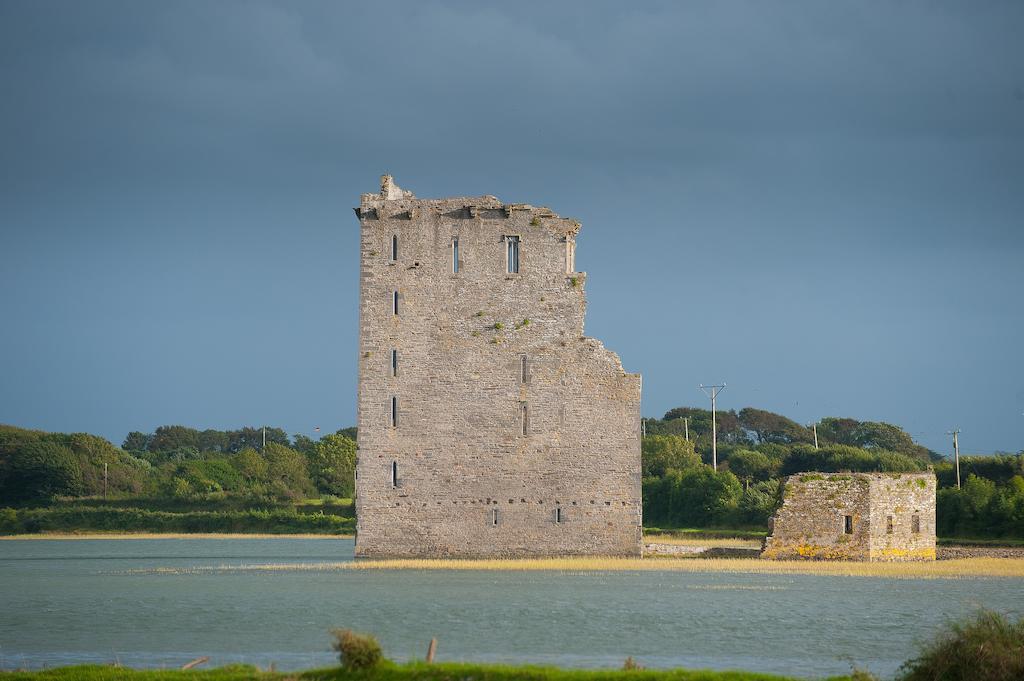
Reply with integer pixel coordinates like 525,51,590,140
353,176,642,558
762,472,937,561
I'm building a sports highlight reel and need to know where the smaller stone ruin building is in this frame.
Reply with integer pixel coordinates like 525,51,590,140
761,472,936,561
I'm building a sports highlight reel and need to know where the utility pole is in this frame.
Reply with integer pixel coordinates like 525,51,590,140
699,384,726,471
684,417,689,442
947,429,962,489
812,423,819,450
103,462,108,499
262,426,266,450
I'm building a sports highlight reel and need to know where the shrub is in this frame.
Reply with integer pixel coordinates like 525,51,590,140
897,609,1024,681
330,629,383,670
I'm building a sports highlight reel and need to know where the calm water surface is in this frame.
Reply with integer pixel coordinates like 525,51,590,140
1,538,1022,679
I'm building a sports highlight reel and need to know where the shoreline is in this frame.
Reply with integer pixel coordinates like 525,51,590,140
0,532,354,540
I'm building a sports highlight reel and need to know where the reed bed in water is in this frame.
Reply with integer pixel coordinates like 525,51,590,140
344,556,1024,578
125,556,1024,579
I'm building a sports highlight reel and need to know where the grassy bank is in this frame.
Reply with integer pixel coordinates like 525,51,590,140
47,496,355,517
0,661,856,681
0,506,354,536
642,527,768,540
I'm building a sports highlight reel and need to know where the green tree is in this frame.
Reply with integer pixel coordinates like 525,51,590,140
0,441,83,503
726,448,779,486
817,417,932,462
309,434,357,497
643,466,742,527
739,479,781,524
198,429,229,453
232,448,269,485
738,408,812,445
641,434,699,478
149,425,201,453
263,443,315,500
227,426,289,453
122,431,151,452
780,443,924,475
292,434,317,456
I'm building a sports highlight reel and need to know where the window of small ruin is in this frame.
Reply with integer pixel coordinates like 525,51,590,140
887,515,894,534
452,237,459,273
506,235,520,273
520,355,529,384
555,507,562,524
844,515,853,534
391,396,398,428
392,290,399,315
491,508,499,526
521,402,529,436
391,460,397,488
912,514,920,534
565,238,575,274
391,234,398,261
391,349,398,377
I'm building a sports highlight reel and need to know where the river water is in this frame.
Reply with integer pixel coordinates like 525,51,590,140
1,537,1022,679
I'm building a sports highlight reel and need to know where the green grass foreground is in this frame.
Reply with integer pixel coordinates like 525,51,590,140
0,661,857,681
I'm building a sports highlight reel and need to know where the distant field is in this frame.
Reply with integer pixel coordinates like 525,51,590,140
644,534,762,549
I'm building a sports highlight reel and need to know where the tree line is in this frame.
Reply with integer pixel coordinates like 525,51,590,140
0,423,357,506
3,407,1022,539
641,407,1024,539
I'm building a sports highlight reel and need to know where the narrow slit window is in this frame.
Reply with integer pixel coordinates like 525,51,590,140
565,239,575,274
887,515,894,534
391,234,398,261
391,461,397,488
520,355,529,384
390,396,398,428
491,508,499,526
555,507,562,524
844,515,853,534
521,402,529,436
452,237,459,273
392,290,399,316
506,235,520,273
391,349,398,377
911,514,920,534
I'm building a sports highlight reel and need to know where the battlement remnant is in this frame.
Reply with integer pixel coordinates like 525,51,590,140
354,176,642,558
762,472,937,561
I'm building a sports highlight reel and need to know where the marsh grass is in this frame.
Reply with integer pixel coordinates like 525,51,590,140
343,556,1024,578
897,609,1024,680
0,661,850,681
122,556,1024,579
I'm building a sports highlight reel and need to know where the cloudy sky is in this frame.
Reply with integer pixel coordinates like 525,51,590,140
1,1,1021,454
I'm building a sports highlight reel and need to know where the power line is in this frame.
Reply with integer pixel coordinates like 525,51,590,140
699,383,726,471
946,429,962,489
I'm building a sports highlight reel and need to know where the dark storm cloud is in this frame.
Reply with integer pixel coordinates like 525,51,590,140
1,1,1022,452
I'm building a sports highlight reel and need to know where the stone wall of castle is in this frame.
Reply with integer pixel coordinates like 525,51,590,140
354,176,642,557
761,472,936,561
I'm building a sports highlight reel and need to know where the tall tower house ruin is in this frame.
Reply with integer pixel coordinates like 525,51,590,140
354,176,642,557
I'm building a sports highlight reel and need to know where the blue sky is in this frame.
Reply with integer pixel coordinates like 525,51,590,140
1,1,1021,454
